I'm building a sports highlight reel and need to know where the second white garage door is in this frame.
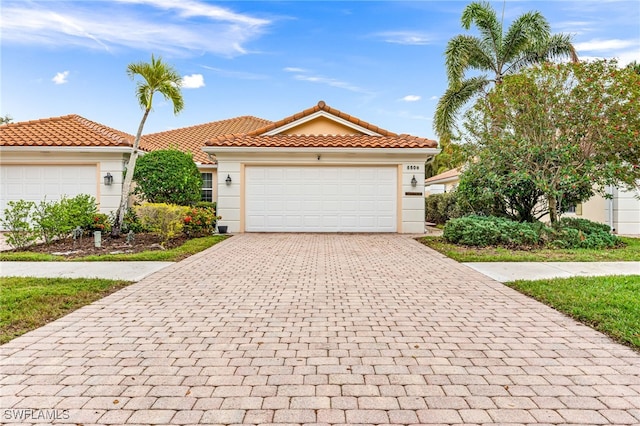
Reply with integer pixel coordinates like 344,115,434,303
0,165,97,214
245,166,397,232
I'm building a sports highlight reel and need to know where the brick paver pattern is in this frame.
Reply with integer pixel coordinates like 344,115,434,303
1,234,639,425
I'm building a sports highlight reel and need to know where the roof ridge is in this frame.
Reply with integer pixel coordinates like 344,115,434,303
245,101,398,137
144,115,272,138
72,115,133,146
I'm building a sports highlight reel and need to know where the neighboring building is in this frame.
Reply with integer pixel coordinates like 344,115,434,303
424,167,461,195
1,101,440,233
0,115,133,216
423,167,640,235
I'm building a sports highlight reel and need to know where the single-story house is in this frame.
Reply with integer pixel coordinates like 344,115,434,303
0,114,133,215
424,167,461,195
424,168,640,235
1,101,440,233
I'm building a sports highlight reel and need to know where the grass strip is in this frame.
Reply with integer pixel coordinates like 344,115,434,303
418,236,640,262
506,275,640,350
0,277,132,344
0,235,228,262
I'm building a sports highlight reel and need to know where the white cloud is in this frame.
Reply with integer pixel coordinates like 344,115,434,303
284,67,371,94
293,74,369,94
1,1,270,56
181,74,205,89
283,67,307,73
374,31,433,45
401,95,421,102
429,95,439,101
52,71,69,84
574,39,637,52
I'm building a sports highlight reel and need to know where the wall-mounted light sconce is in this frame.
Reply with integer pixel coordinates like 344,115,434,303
317,154,321,160
225,174,232,185
411,175,417,187
104,172,113,186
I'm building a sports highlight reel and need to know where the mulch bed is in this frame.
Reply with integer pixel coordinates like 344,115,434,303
9,233,189,259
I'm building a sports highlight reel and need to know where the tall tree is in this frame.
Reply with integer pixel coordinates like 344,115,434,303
112,55,184,237
434,1,578,140
462,59,640,224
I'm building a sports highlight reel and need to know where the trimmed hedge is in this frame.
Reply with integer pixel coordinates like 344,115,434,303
443,215,541,247
443,215,620,249
425,192,460,225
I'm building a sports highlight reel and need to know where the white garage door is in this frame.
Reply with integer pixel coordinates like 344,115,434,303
0,165,97,215
245,166,397,232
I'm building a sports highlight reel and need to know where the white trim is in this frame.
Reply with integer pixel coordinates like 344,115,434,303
205,146,441,155
262,111,382,136
0,146,133,154
425,176,459,185
195,163,218,169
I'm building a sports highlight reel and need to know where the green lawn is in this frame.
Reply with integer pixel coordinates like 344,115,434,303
418,236,640,262
507,275,640,350
0,277,132,344
0,235,228,262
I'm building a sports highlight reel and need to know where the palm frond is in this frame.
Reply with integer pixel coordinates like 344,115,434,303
434,76,490,140
127,54,184,115
461,1,503,63
445,35,494,84
502,11,550,66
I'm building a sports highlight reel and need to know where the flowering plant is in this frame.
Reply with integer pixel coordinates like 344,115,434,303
88,213,112,233
183,206,220,237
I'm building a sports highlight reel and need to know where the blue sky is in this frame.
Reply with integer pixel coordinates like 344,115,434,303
1,1,639,140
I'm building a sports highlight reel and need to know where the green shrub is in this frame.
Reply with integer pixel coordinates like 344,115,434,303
87,213,112,234
32,195,97,244
1,200,38,250
425,192,460,224
122,208,149,234
558,217,611,234
194,201,217,210
443,215,542,247
133,149,202,206
134,203,190,245
548,218,619,249
444,215,620,250
183,206,220,237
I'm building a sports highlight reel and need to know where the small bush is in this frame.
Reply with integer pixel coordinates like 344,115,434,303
134,203,190,245
133,149,202,206
1,200,38,249
425,192,460,224
443,215,542,247
122,208,149,234
194,201,217,210
444,215,620,249
88,213,112,234
548,218,619,249
183,206,220,237
32,195,97,244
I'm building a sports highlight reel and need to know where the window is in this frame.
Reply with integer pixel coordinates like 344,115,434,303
201,172,213,202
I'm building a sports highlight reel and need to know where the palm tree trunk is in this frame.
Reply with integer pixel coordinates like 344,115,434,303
111,108,151,237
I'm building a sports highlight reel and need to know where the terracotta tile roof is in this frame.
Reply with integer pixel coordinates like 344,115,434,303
425,167,461,184
140,116,271,164
245,100,397,137
0,115,133,147
208,134,437,149
206,101,438,149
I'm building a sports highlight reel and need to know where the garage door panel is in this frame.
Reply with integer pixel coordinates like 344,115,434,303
1,165,98,227
245,166,396,232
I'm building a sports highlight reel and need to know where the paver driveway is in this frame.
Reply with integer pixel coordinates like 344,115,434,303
1,234,639,425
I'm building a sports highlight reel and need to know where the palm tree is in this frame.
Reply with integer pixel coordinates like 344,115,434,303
434,1,578,140
112,55,184,237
